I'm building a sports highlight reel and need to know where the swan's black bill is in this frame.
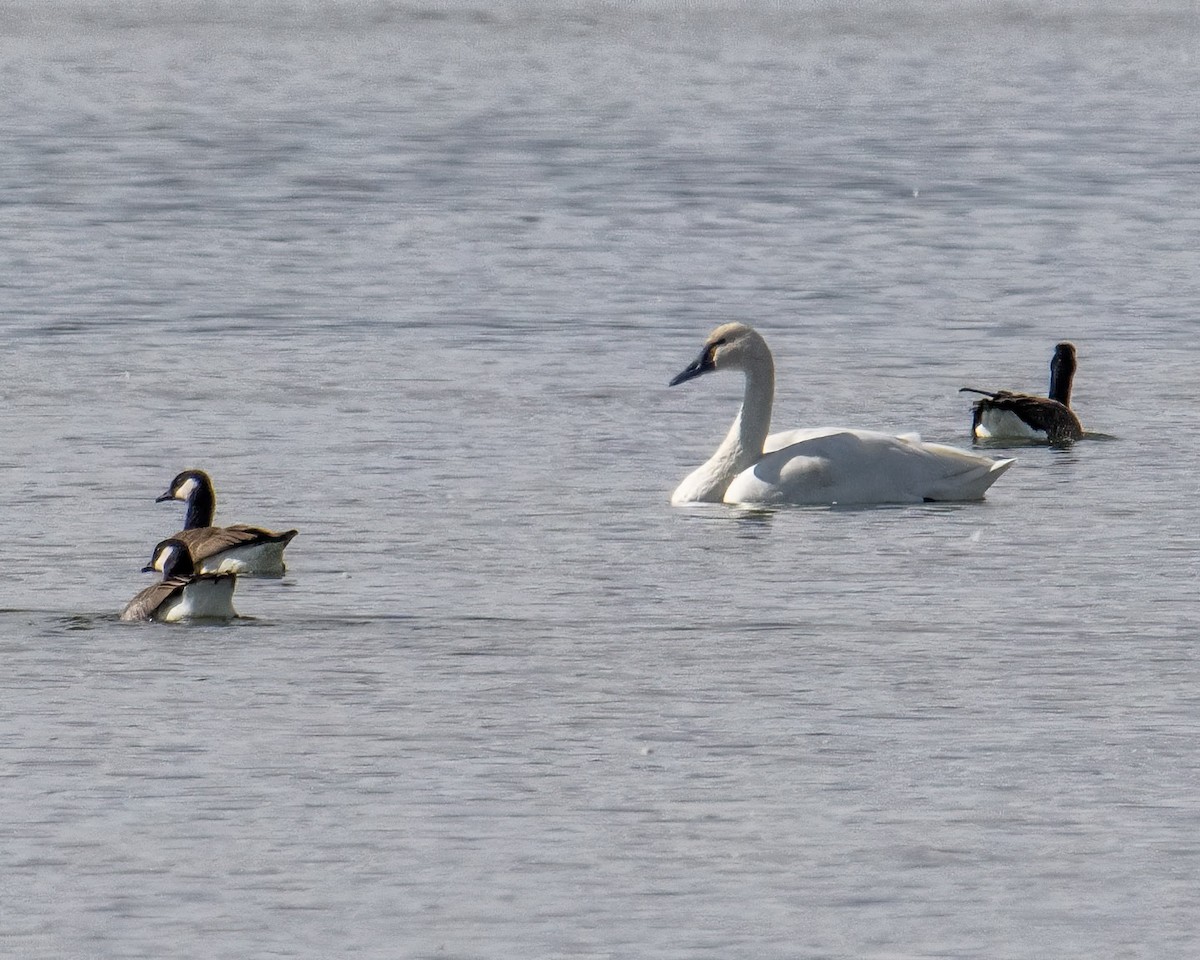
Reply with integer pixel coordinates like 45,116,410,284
669,347,715,386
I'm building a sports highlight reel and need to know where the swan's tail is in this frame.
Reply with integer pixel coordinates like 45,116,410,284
922,449,1016,501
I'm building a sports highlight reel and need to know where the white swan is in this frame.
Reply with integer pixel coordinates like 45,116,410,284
668,323,1015,506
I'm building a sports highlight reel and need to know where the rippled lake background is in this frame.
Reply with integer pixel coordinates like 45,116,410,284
3,1,1199,957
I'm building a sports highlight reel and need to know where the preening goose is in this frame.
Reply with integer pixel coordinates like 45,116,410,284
959,342,1083,443
668,323,1014,506
157,469,297,576
120,538,238,622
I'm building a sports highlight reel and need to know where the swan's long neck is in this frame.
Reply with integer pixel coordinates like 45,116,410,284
675,349,775,503
720,355,775,473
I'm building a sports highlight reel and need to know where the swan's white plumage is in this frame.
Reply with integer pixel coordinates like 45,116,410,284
669,323,1014,506
724,427,1013,505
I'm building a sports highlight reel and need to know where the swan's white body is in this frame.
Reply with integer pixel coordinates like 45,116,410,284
669,323,1014,506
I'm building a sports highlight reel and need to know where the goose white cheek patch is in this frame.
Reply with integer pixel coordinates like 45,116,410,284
176,477,199,499
153,544,180,573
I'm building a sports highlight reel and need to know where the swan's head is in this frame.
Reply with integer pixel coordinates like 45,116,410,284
157,468,212,503
143,538,196,578
669,323,768,386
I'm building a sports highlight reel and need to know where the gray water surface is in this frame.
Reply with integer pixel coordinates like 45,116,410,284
2,2,1199,958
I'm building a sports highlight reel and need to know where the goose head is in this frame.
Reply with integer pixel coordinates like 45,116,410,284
157,468,217,529
669,322,770,386
142,538,197,579
156,469,212,504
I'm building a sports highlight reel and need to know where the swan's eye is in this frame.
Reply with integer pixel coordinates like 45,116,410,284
712,337,727,347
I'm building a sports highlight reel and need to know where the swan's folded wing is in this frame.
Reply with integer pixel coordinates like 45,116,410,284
762,426,864,454
916,444,1016,501
727,430,1014,505
728,430,893,505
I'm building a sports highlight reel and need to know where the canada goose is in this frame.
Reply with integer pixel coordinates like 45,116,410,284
669,323,1014,505
156,469,297,576
120,538,238,622
959,342,1084,443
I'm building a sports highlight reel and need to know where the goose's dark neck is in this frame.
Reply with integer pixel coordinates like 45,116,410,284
1049,352,1075,408
183,482,216,529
